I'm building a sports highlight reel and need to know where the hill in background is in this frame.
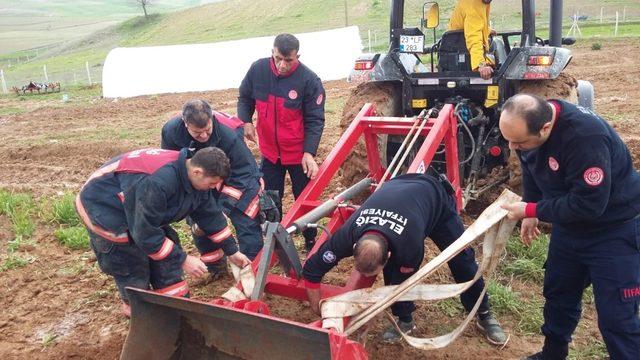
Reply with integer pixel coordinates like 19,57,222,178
1,0,638,89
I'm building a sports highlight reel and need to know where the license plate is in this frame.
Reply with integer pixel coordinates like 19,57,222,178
399,35,424,53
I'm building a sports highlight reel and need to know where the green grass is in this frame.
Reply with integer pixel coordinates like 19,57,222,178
41,333,58,347
0,252,36,272
487,280,544,335
568,340,608,360
0,191,37,240
46,193,81,227
502,234,549,282
436,297,464,317
564,21,640,38
57,261,88,277
54,226,90,250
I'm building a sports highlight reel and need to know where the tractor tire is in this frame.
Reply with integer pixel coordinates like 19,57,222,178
338,82,400,188
508,72,579,190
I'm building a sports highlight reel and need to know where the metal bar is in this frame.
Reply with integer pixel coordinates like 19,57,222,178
380,116,420,185
251,224,278,300
443,108,463,210
281,103,375,228
363,126,384,180
407,105,459,209
265,275,353,301
390,110,430,179
291,178,372,233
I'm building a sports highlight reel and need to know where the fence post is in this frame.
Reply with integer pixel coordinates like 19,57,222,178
600,7,603,23
0,69,7,94
85,61,92,85
623,7,626,22
368,29,371,52
43,65,49,82
615,11,619,36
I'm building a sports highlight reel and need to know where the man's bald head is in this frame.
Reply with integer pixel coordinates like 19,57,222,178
499,93,554,151
502,93,553,135
354,233,388,276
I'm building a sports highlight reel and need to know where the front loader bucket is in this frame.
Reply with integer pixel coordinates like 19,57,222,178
121,288,367,360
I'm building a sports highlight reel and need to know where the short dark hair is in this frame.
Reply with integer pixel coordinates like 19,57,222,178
190,147,230,179
354,233,388,274
502,93,553,135
182,99,212,128
274,33,299,56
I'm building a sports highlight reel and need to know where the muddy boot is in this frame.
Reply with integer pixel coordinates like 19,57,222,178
476,311,508,345
381,319,416,343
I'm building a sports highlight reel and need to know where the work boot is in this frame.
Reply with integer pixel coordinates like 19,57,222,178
521,337,568,360
381,319,416,343
476,311,508,345
522,352,547,360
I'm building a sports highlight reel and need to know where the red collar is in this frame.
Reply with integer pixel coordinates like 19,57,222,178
269,57,300,77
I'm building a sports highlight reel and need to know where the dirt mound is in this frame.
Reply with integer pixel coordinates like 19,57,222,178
338,82,397,189
516,72,578,102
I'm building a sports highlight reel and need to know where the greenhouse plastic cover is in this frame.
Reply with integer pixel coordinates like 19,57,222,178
102,26,362,98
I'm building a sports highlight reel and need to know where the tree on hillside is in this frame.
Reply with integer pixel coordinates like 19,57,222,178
136,0,152,19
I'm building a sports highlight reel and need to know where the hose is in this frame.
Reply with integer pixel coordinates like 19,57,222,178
454,103,477,165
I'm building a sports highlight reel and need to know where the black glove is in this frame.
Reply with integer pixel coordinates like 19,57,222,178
259,190,281,223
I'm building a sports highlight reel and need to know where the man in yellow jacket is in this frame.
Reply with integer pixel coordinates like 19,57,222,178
448,0,494,79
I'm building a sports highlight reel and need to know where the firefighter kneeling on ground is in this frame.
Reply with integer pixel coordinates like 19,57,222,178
76,147,251,317
302,173,508,345
162,99,279,278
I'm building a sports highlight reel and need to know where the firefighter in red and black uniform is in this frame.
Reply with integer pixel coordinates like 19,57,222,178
500,94,640,360
162,100,269,274
237,33,325,250
76,147,251,317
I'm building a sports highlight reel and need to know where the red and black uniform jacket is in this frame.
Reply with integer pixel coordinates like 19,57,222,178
76,149,238,264
237,57,325,165
520,100,640,234
302,174,450,287
161,111,263,218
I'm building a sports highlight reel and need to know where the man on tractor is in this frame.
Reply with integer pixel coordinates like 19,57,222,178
446,0,495,79
302,173,507,345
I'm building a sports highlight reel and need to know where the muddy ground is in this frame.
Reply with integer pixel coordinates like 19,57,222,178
0,38,638,360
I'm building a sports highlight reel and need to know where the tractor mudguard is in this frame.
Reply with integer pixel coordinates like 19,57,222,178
502,46,572,80
348,52,428,84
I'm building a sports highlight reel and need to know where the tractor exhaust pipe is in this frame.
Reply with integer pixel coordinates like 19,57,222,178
549,0,563,47
521,0,536,47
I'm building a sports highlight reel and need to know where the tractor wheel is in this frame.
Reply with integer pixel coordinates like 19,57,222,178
508,72,579,190
338,82,400,188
